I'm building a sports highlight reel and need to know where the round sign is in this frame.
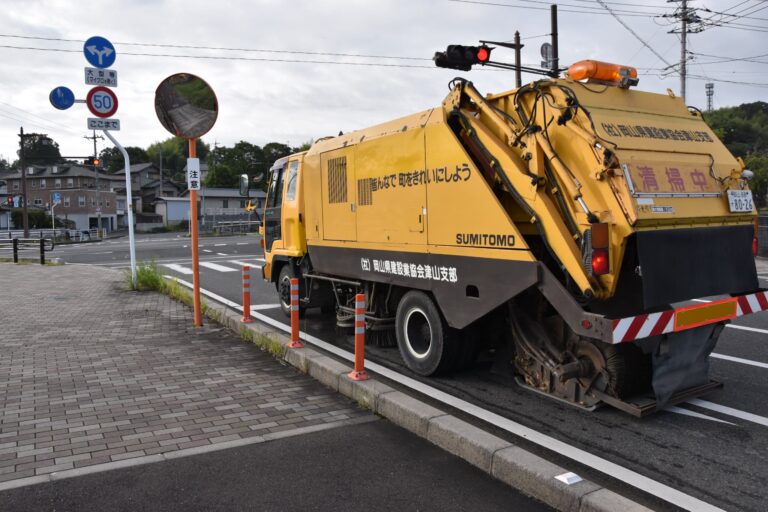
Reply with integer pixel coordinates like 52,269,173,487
86,86,118,118
83,36,116,69
154,73,218,139
49,86,75,110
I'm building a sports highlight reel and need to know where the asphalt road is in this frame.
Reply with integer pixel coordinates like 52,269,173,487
0,418,552,512
53,232,768,512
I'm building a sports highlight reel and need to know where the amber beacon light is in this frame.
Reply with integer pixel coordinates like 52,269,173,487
567,60,638,88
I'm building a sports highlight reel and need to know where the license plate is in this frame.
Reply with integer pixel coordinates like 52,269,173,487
727,189,754,213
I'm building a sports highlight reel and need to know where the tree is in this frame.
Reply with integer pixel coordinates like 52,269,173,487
17,133,63,166
99,146,150,173
0,156,11,171
706,102,768,208
146,137,210,182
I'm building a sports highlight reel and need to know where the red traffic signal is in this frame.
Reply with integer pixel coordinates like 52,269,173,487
434,44,493,71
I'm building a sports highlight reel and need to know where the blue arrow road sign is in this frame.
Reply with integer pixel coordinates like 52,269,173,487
83,36,116,69
52,192,61,205
49,86,75,110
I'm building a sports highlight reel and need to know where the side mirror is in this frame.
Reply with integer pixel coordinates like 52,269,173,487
742,169,754,181
239,174,249,196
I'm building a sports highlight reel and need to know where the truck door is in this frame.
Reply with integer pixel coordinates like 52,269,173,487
264,160,286,252
321,149,357,241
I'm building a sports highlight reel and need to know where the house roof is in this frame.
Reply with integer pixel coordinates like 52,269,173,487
180,188,265,198
140,179,184,190
4,165,122,181
115,163,158,175
155,197,190,203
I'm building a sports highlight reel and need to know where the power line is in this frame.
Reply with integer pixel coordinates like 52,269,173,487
446,0,659,17
594,0,674,66
0,33,432,62
0,44,435,68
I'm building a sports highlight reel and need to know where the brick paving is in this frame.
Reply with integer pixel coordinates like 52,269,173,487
0,263,368,482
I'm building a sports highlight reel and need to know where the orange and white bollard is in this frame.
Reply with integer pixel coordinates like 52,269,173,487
347,293,369,381
288,277,304,348
241,265,252,323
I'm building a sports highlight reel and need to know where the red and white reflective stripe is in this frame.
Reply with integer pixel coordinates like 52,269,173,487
290,282,299,312
611,290,768,344
735,291,768,316
354,298,365,335
611,310,675,343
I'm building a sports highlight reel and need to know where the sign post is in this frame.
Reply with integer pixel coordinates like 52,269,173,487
51,191,61,233
154,73,218,327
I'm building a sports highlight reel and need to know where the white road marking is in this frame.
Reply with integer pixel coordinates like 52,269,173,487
216,252,228,256
90,251,113,255
202,249,213,253
236,243,249,245
688,399,768,428
665,406,735,425
162,264,193,275
251,304,280,311
183,245,188,248
199,262,237,272
727,324,768,335
214,243,227,247
711,353,768,369
165,276,726,512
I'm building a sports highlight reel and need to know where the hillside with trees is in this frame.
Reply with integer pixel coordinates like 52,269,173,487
705,101,768,208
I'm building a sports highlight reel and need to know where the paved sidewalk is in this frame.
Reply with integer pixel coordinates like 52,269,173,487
0,264,368,480
0,263,551,511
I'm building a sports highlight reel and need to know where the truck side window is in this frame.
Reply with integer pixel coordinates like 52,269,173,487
267,165,285,208
285,161,299,201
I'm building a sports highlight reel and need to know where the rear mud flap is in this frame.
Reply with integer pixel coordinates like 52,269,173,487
651,324,720,408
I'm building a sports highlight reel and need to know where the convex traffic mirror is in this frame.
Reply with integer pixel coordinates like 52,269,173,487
154,73,218,139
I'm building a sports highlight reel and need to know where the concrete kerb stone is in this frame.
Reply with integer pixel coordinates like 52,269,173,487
377,391,447,438
492,446,601,512
427,415,512,474
161,282,654,512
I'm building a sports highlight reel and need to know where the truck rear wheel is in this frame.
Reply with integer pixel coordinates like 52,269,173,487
395,291,457,376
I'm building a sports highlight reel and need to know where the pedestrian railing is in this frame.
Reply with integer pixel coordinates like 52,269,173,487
0,238,55,264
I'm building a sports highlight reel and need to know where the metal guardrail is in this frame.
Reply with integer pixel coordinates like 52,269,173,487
213,220,261,235
3,228,105,242
0,238,55,264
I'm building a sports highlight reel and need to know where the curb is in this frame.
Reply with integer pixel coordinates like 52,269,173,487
213,301,654,512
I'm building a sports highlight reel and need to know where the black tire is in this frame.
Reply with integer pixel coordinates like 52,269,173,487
277,264,304,317
395,291,457,376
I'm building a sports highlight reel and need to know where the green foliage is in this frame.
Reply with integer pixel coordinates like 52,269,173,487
124,260,164,291
146,138,210,182
204,140,294,189
0,156,11,171
706,102,768,207
10,209,61,229
18,134,63,166
99,146,150,173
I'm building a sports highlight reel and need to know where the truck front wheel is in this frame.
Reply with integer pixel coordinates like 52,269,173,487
277,265,304,317
395,291,457,376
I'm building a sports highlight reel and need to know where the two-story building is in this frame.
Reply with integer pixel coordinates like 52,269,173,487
4,165,120,231
114,163,183,213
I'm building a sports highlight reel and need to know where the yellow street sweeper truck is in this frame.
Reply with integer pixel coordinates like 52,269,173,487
258,54,765,416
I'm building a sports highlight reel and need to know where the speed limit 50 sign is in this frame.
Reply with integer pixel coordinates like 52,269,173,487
86,86,118,118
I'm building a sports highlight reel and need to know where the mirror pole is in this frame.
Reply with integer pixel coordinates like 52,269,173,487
188,138,202,327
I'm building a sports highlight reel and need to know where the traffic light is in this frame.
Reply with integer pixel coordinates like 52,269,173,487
433,45,492,71
93,158,102,170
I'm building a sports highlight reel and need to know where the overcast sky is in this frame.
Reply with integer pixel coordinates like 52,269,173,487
1,0,766,165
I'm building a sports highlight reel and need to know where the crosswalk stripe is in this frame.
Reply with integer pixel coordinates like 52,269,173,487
229,260,263,268
199,261,238,272
163,263,193,275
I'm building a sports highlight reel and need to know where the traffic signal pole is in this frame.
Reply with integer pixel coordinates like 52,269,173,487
189,138,202,327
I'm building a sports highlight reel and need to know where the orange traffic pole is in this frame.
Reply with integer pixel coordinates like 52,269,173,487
189,138,202,327
348,293,369,381
241,265,252,323
288,277,304,348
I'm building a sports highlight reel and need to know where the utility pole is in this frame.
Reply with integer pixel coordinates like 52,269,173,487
84,131,105,233
668,0,701,101
513,31,523,88
705,82,714,112
551,5,559,78
18,127,29,238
